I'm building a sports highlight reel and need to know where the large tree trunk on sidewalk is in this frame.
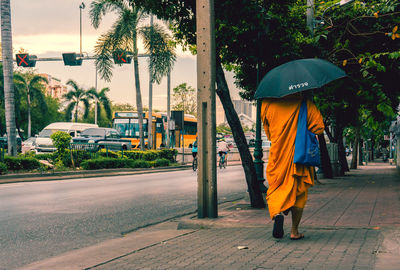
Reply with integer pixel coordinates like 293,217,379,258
350,126,360,169
216,57,265,209
318,133,333,179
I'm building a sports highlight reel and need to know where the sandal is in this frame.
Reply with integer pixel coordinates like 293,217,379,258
272,214,284,239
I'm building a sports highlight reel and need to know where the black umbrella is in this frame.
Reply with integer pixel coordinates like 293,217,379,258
254,58,347,99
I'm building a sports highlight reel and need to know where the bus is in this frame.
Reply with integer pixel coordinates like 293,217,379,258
112,111,197,149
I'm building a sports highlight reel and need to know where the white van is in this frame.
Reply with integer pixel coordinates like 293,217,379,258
35,122,98,152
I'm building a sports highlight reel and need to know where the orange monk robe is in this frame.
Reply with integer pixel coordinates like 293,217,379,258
261,96,325,220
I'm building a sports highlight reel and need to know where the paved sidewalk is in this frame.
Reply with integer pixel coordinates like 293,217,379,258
19,162,400,270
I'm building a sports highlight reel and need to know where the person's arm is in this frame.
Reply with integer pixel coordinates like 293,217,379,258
261,100,271,139
307,100,325,135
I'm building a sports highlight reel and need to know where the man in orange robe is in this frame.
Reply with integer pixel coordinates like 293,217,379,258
261,93,324,239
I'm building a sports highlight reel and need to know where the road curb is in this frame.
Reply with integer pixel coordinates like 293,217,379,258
0,165,191,184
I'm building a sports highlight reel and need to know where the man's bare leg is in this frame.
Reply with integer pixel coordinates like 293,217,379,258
291,207,304,239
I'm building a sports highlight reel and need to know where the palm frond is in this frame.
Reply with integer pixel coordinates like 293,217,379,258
66,80,80,91
31,87,48,113
98,87,112,120
140,23,176,84
90,0,125,29
94,31,118,82
65,102,76,121
82,98,91,119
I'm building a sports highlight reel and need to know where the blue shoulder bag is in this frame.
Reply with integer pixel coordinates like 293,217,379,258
293,100,320,166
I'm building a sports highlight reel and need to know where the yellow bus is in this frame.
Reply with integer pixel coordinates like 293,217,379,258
112,111,197,149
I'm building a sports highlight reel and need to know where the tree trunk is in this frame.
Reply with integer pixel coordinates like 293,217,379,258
75,103,78,123
350,126,359,169
318,133,333,178
27,91,31,138
358,138,364,165
133,37,144,151
215,57,265,209
335,125,349,175
1,0,17,156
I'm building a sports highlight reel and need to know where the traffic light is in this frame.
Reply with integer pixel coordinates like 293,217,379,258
62,53,83,66
16,54,37,67
113,50,132,64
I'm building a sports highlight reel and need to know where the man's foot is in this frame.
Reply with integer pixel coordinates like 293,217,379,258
272,214,284,239
290,233,305,240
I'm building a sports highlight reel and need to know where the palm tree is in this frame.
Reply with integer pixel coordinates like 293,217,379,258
13,74,48,138
87,87,112,125
90,0,176,150
63,80,92,123
1,0,17,156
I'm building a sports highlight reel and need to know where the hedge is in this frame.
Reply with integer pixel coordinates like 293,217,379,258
122,149,176,162
0,162,7,175
4,156,41,171
79,157,169,170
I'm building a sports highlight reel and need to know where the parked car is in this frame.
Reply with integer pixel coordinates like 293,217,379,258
35,122,98,152
22,137,36,154
72,128,132,151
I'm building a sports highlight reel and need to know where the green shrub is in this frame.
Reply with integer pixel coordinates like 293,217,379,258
50,131,72,166
70,150,92,167
142,150,159,161
50,131,71,153
4,156,41,171
0,162,7,174
81,158,127,170
31,153,56,161
130,159,151,168
98,149,119,159
158,149,177,162
123,150,144,160
154,158,170,167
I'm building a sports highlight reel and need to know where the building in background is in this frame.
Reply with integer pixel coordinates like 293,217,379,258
40,73,68,99
216,98,255,129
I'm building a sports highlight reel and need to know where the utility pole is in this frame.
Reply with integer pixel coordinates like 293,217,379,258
166,72,171,147
79,2,85,56
148,15,154,149
196,0,217,218
94,65,98,125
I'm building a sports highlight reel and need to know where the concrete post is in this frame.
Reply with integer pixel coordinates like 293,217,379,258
148,15,154,149
196,0,217,218
166,72,171,147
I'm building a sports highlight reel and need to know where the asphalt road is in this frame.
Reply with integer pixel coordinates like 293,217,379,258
0,166,247,270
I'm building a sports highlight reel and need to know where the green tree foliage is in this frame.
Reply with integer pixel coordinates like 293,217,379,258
13,72,48,138
310,0,400,169
87,87,112,125
172,83,196,116
63,80,92,123
112,103,135,112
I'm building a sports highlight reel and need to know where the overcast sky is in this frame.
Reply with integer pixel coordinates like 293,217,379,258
9,0,240,111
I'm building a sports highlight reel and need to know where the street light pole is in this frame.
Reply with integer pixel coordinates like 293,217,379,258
95,65,98,125
79,2,85,56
